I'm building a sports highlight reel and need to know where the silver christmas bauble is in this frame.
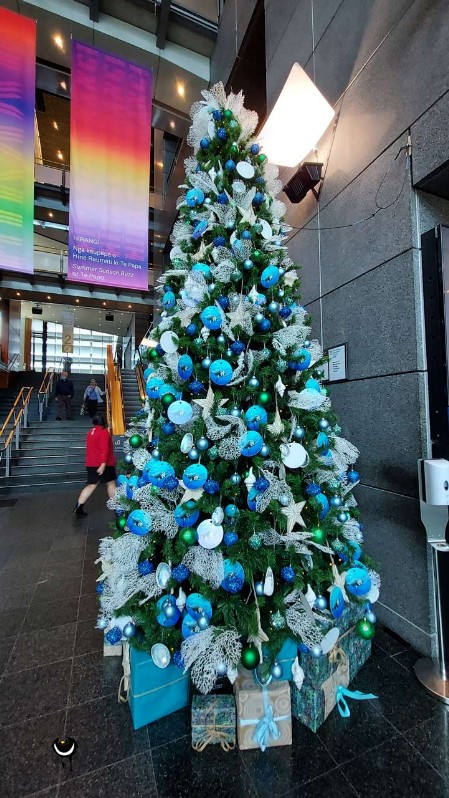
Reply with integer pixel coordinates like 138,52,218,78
188,447,199,461
293,426,305,440
226,348,233,357
204,197,212,205
268,301,279,314
216,661,227,676
304,339,311,348
202,357,212,369
163,602,177,620
254,312,264,324
278,266,285,276
123,622,136,638
217,334,226,345
248,376,260,389
243,259,253,270
97,617,108,630
271,662,283,680
277,289,285,298
260,444,270,457
255,581,264,597
230,472,241,485
209,282,216,291
151,449,160,459
230,406,241,418
337,511,349,523
330,496,342,508
310,645,323,658
366,610,377,624
279,494,290,506
124,453,133,464
196,437,209,451
318,418,329,430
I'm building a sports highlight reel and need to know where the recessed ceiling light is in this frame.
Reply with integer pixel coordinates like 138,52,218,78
53,34,64,49
177,82,185,98
60,80,67,91
48,212,53,218
128,304,132,309
57,150,63,160
52,120,59,130
102,302,106,306
16,292,21,296
169,120,175,129
156,161,163,168
47,295,51,300
75,299,79,303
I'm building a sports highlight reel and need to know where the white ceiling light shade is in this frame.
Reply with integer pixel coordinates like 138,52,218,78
258,63,335,167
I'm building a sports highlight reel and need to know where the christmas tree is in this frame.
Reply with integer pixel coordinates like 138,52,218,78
99,83,380,694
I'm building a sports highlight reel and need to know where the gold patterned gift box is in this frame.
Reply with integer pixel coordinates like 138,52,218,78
234,671,292,751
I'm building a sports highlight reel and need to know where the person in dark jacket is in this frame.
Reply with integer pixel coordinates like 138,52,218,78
55,371,75,420
73,414,116,516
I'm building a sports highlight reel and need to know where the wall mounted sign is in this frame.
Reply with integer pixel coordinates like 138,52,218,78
324,343,347,383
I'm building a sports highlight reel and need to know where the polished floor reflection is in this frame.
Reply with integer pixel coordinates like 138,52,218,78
0,490,448,797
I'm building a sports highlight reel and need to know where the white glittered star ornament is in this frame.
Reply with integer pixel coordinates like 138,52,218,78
330,559,349,602
237,203,257,225
175,306,197,328
281,500,306,534
180,482,205,503
192,385,228,418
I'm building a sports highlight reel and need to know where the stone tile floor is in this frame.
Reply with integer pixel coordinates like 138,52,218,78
0,490,448,797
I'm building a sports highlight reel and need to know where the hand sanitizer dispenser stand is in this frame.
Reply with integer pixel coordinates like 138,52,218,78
415,459,449,703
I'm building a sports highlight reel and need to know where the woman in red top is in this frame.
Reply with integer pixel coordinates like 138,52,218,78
73,414,117,517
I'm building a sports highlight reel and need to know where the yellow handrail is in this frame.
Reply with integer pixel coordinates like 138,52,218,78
2,406,24,451
106,345,125,436
38,368,54,395
135,362,146,403
0,387,33,441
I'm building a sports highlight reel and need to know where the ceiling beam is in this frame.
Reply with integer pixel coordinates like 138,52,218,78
156,0,171,50
89,0,100,23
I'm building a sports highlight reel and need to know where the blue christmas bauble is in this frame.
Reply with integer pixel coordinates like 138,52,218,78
330,496,342,508
200,137,210,149
97,617,108,630
315,595,328,611
279,494,290,506
271,662,283,679
178,354,193,380
315,493,330,519
217,192,228,204
318,418,330,430
146,376,164,399
254,476,270,492
217,295,229,309
224,503,239,518
162,475,179,492
230,340,245,355
260,444,270,457
254,312,264,324
279,306,292,319
214,236,226,247
162,291,175,309
123,622,136,638
260,265,280,288
247,487,258,511
255,580,264,596
203,478,220,495
186,323,197,337
224,531,238,546
310,645,323,658
172,564,190,583
294,426,305,440
200,306,222,330
217,334,226,345
106,627,122,645
188,447,199,461
268,301,280,314
366,610,377,624
347,469,360,483
253,191,264,205
281,565,296,583
241,230,252,240
189,380,205,395
157,595,181,627
127,509,152,536
138,559,154,576
96,583,104,594
251,143,260,154
162,421,176,435
209,359,233,385
243,259,253,270
212,109,222,121
173,650,184,668
216,127,227,141
202,356,212,369
186,187,205,207
230,472,241,485
182,463,208,489
239,431,264,457
258,318,271,332
225,159,236,171
306,378,321,392
196,436,209,452
124,453,133,464
245,405,268,430
248,376,260,389
338,511,349,523
156,344,165,355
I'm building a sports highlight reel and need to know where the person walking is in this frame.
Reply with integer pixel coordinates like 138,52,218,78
55,371,75,420
73,414,116,516
83,379,105,419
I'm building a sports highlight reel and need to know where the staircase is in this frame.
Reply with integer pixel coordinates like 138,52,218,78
0,372,103,495
121,369,142,423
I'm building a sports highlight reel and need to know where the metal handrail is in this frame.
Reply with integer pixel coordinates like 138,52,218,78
106,345,125,436
135,361,146,403
38,368,56,421
0,387,33,477
7,353,20,372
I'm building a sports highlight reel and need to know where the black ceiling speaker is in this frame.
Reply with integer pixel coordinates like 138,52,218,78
105,313,114,321
32,307,43,315
283,162,323,203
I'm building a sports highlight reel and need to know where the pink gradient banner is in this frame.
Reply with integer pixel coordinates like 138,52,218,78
0,8,36,274
69,42,152,290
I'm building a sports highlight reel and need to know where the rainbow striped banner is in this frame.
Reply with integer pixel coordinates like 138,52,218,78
69,42,152,291
0,8,36,274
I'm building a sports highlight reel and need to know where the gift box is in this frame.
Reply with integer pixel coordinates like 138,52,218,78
127,646,189,730
191,694,236,751
272,639,298,681
300,603,368,688
292,657,350,733
234,671,292,751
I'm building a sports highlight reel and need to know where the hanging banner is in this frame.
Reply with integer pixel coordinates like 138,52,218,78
69,42,151,291
62,309,74,353
0,9,36,274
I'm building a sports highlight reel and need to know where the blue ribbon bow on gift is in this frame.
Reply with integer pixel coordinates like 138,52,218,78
336,686,378,718
240,685,289,752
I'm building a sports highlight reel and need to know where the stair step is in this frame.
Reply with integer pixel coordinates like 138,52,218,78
2,470,86,485
19,446,85,455
11,461,85,475
0,479,86,495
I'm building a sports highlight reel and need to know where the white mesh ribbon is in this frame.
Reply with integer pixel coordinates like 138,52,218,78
129,490,179,539
255,470,292,513
132,449,152,471
218,435,242,460
288,389,331,411
210,258,235,284
182,546,224,589
272,323,308,355
330,437,360,470
285,604,323,647
181,627,242,694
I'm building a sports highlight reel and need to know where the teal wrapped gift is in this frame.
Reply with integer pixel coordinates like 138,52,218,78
275,639,298,681
191,694,236,751
300,603,368,688
128,647,189,730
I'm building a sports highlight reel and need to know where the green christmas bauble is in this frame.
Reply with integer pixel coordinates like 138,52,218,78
208,445,219,460
321,387,329,397
355,618,375,640
129,433,143,449
249,532,262,550
115,516,127,531
180,527,197,545
311,526,327,545
258,391,271,406
230,143,239,156
224,109,233,119
253,249,262,261
149,349,159,360
258,153,267,163
241,643,260,670
161,392,176,408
